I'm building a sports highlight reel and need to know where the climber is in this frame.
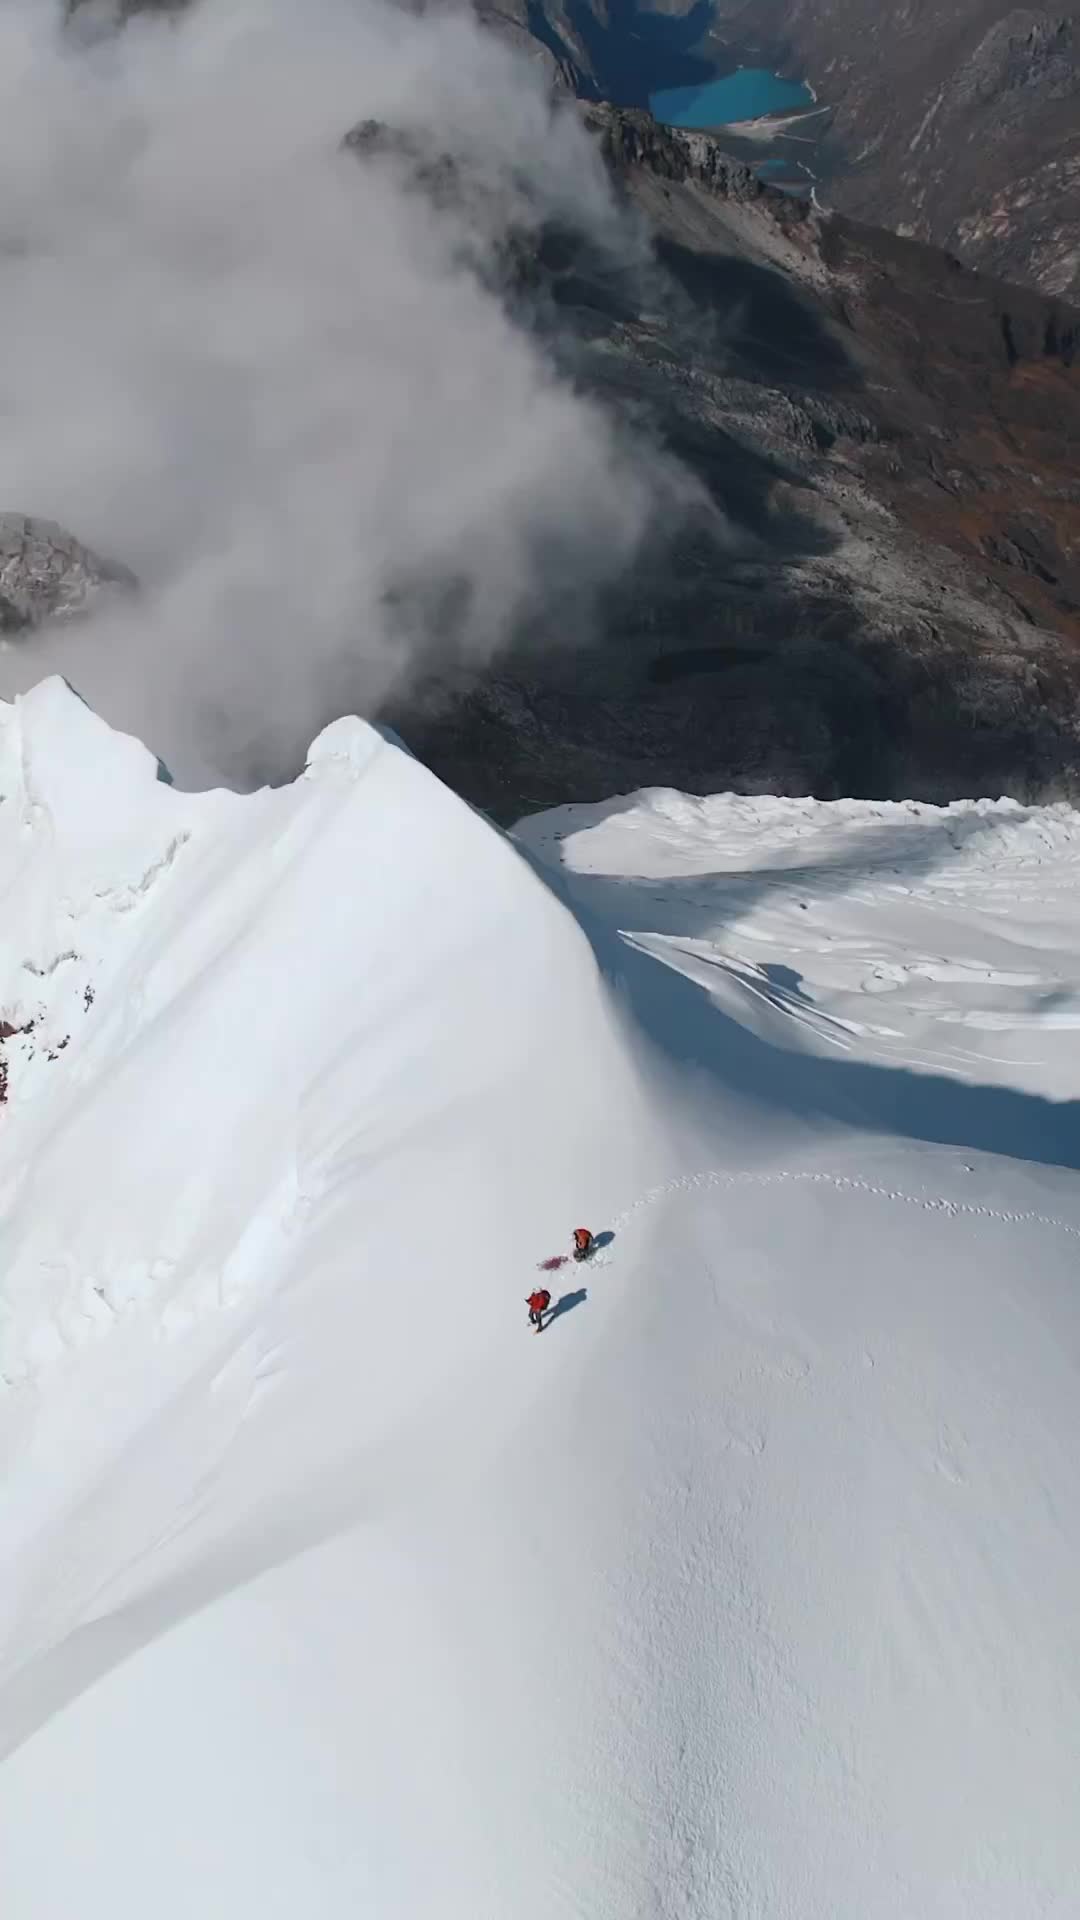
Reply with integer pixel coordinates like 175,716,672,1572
572,1227,594,1263
527,1287,552,1332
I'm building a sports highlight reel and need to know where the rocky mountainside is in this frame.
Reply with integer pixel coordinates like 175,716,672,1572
753,0,1080,301
385,109,1080,818
0,516,133,634
478,0,1080,302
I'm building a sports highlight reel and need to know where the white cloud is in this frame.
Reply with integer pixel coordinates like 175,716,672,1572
0,0,684,782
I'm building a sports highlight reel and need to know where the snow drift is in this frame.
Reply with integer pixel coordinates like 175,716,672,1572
2,681,1079,1917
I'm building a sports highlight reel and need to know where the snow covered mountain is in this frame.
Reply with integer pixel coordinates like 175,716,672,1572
3,678,1079,1917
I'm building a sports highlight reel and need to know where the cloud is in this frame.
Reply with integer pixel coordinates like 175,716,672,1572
0,0,687,784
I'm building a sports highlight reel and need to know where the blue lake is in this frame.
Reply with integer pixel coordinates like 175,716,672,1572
650,66,813,128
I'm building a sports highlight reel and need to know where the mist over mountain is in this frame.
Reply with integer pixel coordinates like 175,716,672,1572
392,109,1080,817
4,0,1079,819
0,0,675,784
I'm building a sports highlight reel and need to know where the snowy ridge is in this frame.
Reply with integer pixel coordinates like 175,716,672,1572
0,683,632,1383
3,687,1080,1918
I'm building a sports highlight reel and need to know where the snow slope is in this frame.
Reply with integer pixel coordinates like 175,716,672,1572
2,687,1079,1917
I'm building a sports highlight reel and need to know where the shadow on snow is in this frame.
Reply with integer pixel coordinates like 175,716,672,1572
546,1288,588,1327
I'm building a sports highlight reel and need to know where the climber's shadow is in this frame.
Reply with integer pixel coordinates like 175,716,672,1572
546,1288,587,1327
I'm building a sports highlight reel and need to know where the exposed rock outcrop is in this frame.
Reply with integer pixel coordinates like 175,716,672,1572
0,516,135,635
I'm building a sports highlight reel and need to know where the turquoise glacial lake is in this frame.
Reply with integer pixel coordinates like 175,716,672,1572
650,67,812,128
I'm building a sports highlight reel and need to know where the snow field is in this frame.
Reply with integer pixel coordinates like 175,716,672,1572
1,686,1078,1916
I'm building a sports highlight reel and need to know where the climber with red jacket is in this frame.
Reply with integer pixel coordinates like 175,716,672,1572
526,1287,551,1332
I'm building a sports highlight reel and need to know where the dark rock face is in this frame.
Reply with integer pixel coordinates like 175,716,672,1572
749,0,1080,301
0,516,134,634
383,110,1080,818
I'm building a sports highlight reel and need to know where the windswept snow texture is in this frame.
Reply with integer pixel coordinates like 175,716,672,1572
519,786,1080,1155
2,686,1079,1918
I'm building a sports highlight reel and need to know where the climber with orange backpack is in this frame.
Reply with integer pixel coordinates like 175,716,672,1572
572,1227,594,1263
